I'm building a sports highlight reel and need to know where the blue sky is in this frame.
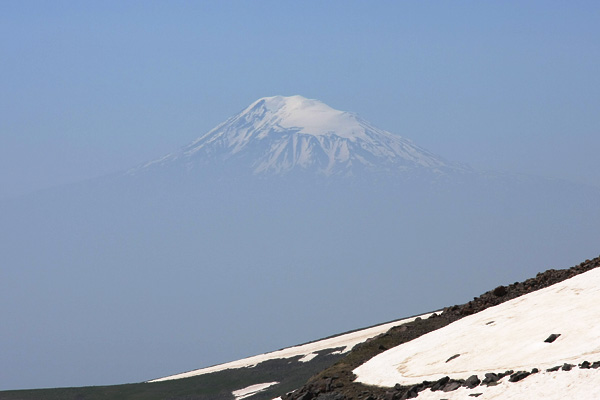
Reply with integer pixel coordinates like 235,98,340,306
1,1,599,198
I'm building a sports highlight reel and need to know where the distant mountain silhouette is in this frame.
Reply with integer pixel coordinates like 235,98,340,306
131,95,468,179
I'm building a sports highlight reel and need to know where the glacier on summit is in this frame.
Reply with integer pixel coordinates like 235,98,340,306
136,95,466,177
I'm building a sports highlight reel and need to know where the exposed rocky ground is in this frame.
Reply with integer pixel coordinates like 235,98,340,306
284,256,600,400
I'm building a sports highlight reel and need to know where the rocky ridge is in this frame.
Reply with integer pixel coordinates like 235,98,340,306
284,256,600,400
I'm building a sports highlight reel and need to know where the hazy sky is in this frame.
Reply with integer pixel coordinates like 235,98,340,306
1,1,599,199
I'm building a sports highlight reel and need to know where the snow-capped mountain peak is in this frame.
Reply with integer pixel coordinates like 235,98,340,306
137,95,465,177
238,95,369,140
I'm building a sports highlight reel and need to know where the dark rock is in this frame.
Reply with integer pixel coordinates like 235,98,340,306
325,377,334,391
509,371,531,382
398,388,418,399
383,391,395,400
493,285,507,296
409,383,426,393
431,376,450,391
316,393,345,400
464,374,480,388
544,333,561,343
592,361,600,369
495,370,513,380
562,363,574,371
579,361,591,369
460,307,474,316
546,365,561,372
394,383,402,391
469,394,483,398
442,381,462,392
481,373,499,385
531,368,539,374
297,393,314,400
446,354,460,363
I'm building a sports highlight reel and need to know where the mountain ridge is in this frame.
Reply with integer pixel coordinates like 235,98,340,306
132,95,468,178
1,255,598,400
285,255,600,400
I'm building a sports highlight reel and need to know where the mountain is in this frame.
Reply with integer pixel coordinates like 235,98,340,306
131,95,467,178
1,256,598,400
2,96,600,391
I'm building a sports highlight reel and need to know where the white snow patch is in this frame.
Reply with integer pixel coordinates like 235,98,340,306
232,381,279,400
148,312,431,382
298,353,319,363
354,268,600,387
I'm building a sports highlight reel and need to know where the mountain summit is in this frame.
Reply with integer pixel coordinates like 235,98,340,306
136,95,465,177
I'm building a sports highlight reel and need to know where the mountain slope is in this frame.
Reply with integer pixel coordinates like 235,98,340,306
0,314,431,400
133,95,466,178
1,256,598,400
355,267,600,392
286,256,600,400
149,314,430,383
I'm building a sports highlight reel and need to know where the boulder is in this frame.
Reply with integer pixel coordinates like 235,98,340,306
509,371,530,382
544,333,561,343
562,363,574,371
442,381,462,392
492,285,507,297
431,376,450,391
481,373,499,385
464,375,480,389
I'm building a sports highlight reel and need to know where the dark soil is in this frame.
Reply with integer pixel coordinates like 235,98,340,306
283,255,600,400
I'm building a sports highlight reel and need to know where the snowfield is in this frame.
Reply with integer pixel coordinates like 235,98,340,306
148,312,431,382
238,95,373,141
232,382,279,400
354,268,600,398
